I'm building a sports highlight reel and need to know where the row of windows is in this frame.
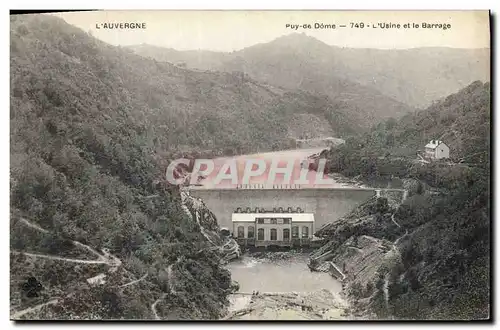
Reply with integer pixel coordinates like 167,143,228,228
256,218,291,224
236,226,309,240
235,207,304,213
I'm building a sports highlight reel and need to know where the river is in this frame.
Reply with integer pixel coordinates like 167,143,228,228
227,253,341,293
223,253,349,320
197,146,354,319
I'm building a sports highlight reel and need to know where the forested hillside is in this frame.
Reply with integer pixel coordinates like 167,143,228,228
130,35,415,129
317,81,490,319
324,81,490,180
12,15,360,168
130,33,489,110
9,13,247,320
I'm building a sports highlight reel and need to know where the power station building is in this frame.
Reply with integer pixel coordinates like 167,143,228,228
231,207,314,247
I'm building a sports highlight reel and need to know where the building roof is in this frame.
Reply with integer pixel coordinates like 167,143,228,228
231,213,315,222
425,140,446,149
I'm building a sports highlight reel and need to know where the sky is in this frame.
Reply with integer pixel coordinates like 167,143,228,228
53,10,490,52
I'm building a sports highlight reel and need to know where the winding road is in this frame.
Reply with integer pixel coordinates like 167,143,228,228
119,273,148,289
150,259,180,320
13,190,240,320
11,298,60,320
11,217,125,319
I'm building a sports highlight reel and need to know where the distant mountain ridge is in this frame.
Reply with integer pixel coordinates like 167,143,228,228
128,33,489,110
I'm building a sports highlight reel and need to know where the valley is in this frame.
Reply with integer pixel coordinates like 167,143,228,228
9,12,491,321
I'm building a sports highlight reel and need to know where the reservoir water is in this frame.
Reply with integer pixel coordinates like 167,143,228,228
189,146,378,230
224,253,347,320
227,253,342,293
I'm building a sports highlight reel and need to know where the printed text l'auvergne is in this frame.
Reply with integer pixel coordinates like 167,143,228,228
95,22,147,29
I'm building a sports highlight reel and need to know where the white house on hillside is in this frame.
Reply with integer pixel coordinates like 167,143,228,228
425,140,450,160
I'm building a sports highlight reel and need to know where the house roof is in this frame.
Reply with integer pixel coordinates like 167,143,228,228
232,213,315,222
425,140,446,149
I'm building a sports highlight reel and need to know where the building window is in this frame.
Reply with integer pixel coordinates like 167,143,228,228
284,218,291,224
237,226,245,238
270,228,277,241
257,218,264,224
271,218,277,224
246,207,251,213
254,207,260,213
283,228,290,241
292,226,299,238
287,207,293,213
257,228,264,241
278,207,283,213
248,226,255,239
297,207,303,213
236,207,242,213
302,226,309,238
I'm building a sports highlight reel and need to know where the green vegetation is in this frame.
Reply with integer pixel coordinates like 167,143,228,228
324,81,490,182
131,34,417,131
10,14,244,319
320,81,490,319
130,34,489,109
10,12,490,320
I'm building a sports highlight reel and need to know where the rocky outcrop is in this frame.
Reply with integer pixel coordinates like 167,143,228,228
309,193,407,318
331,236,394,285
181,190,241,262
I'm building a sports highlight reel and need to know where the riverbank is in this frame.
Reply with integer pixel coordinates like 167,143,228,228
224,289,350,320
222,252,351,320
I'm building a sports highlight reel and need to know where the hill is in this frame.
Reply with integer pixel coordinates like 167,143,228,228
128,43,229,70
324,80,490,180
314,81,490,320
130,33,489,110
10,13,250,320
130,35,414,128
12,16,364,171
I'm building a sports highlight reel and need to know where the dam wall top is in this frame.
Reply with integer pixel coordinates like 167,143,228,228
189,188,384,230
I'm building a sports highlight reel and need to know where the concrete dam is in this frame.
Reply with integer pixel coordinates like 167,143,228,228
189,188,378,232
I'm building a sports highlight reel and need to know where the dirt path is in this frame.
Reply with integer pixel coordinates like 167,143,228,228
11,251,115,265
151,293,167,320
19,217,48,233
380,213,408,316
390,213,401,228
15,217,121,267
394,230,408,246
11,298,60,320
383,273,390,310
149,258,180,320
166,258,180,295
119,273,148,288
11,217,126,319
